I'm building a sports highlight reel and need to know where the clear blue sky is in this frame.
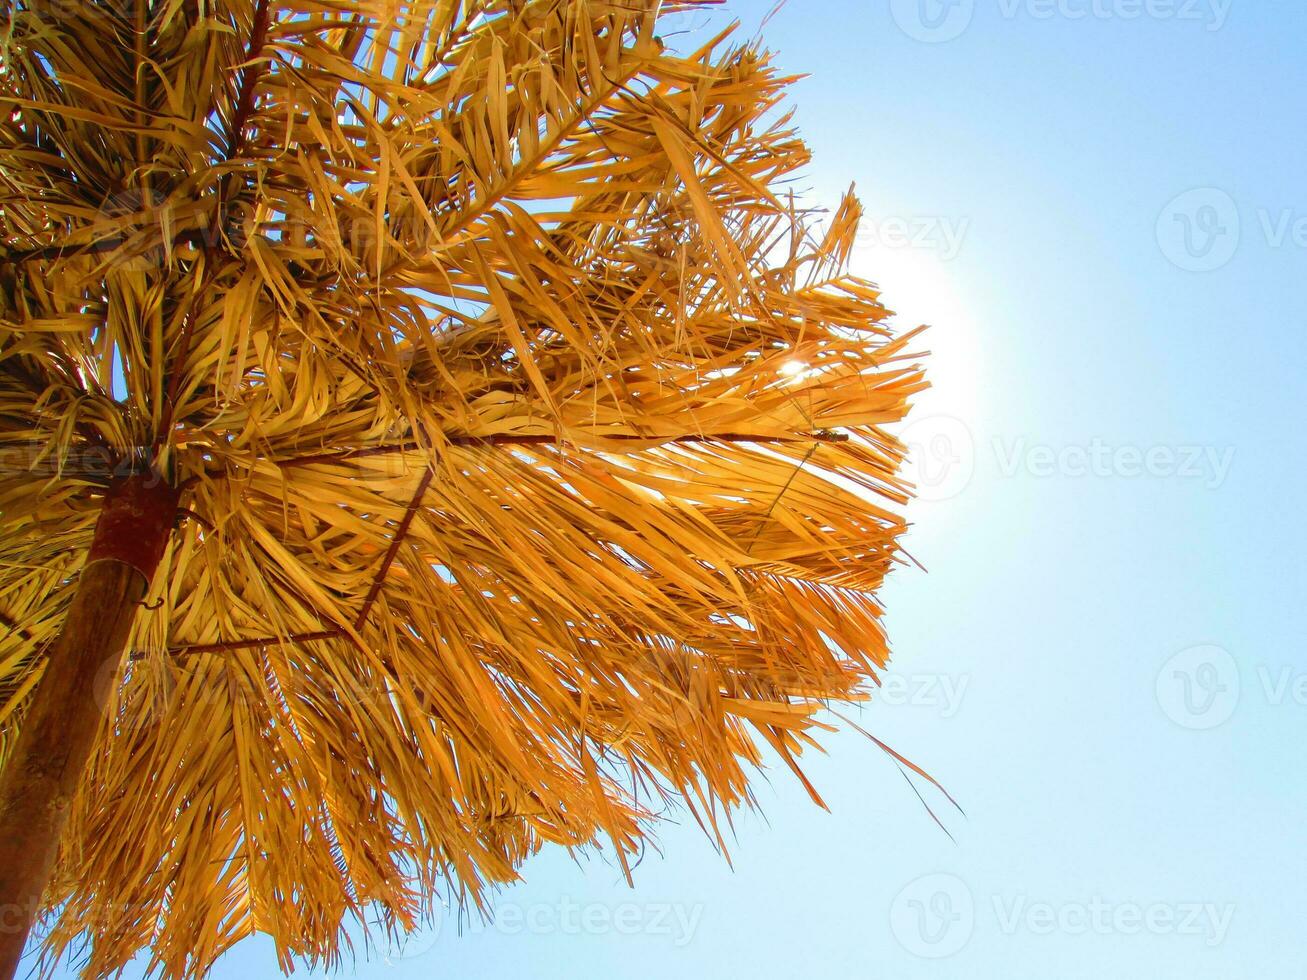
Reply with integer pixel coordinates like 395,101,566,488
49,1,1307,976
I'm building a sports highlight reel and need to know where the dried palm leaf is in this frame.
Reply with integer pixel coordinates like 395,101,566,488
0,1,929,977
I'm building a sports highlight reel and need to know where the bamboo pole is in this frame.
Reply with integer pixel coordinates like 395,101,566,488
0,474,178,980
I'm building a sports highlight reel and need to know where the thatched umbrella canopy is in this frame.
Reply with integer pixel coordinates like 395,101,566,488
0,0,927,976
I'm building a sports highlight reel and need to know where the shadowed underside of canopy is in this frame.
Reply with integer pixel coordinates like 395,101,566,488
0,1,929,976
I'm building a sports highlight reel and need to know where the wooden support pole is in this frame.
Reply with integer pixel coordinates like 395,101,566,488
0,473,178,980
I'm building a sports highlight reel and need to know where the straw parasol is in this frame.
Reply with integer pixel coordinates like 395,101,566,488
0,1,928,976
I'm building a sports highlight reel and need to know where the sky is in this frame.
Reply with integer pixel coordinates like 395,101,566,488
46,0,1307,976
